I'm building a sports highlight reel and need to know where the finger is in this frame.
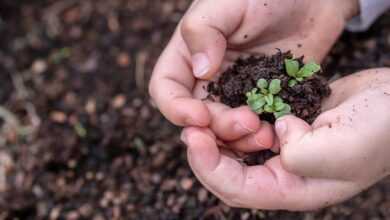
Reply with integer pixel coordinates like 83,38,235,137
181,127,360,210
149,31,210,127
180,0,247,79
206,103,260,141
227,121,275,152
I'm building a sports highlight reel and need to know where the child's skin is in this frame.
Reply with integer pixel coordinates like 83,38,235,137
149,0,390,210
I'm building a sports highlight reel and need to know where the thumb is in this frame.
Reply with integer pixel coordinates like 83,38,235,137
274,115,316,175
275,115,312,148
180,0,247,79
275,114,355,180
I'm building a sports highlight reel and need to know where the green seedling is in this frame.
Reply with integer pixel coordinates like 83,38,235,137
246,78,291,119
284,59,321,87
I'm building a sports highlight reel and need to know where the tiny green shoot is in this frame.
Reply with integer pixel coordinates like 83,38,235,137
284,59,321,87
246,78,291,119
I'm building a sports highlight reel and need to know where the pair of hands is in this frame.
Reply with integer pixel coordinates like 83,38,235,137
149,0,390,210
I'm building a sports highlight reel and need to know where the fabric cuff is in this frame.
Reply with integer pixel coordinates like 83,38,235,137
346,0,390,32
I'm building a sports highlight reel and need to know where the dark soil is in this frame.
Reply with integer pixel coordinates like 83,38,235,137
0,1,389,220
207,51,331,124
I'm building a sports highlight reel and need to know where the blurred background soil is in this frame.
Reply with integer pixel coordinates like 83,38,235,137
0,0,389,219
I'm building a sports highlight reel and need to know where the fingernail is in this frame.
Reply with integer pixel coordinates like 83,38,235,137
234,122,255,134
180,131,188,144
192,53,210,78
275,120,287,137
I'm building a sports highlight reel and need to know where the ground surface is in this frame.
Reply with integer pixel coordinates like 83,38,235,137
0,0,389,219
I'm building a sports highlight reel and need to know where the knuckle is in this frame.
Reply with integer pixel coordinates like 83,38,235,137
181,15,199,37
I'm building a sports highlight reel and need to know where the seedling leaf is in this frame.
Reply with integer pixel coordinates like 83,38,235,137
265,94,274,106
274,97,285,111
274,104,292,119
285,59,300,77
288,79,298,87
255,108,264,114
269,79,282,95
257,79,268,89
249,97,266,110
297,61,321,78
264,105,273,113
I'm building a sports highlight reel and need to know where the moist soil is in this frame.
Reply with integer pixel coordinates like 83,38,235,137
207,51,331,124
0,1,390,220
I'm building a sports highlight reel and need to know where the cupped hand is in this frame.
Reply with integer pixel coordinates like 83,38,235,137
181,68,390,211
149,0,358,148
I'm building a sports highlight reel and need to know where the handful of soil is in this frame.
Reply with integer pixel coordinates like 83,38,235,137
207,51,331,124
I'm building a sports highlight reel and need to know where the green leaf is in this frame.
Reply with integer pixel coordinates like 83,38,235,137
288,79,298,87
296,77,304,82
249,97,266,110
264,105,274,113
265,94,274,106
297,61,321,78
269,79,282,95
255,108,264,114
260,88,268,95
274,104,292,119
274,97,285,111
274,102,285,111
274,96,283,104
285,59,300,77
246,88,258,99
257,79,268,89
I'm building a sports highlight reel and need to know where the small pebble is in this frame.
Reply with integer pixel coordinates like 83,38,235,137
117,52,130,67
197,188,208,202
50,111,67,123
180,178,193,191
31,59,48,74
66,211,80,220
85,99,96,114
112,94,126,109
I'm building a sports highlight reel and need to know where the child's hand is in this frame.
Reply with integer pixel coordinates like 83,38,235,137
181,68,390,211
276,68,390,185
149,0,358,134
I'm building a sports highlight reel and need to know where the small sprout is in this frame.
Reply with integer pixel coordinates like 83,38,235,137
284,59,321,86
246,78,291,119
